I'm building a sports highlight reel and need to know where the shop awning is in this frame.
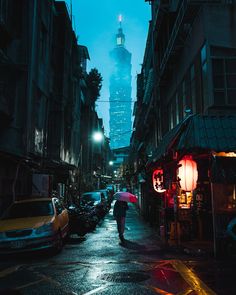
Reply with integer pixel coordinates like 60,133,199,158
148,114,236,164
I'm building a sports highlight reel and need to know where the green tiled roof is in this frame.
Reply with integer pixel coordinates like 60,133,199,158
148,114,236,164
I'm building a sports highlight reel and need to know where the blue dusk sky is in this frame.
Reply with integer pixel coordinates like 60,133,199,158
63,0,151,135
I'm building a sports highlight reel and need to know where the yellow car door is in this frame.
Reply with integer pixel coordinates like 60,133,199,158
53,198,69,238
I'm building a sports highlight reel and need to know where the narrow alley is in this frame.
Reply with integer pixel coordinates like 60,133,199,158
0,203,235,295
1,2,236,294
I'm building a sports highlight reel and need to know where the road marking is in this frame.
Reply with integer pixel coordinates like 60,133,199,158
15,272,79,295
0,265,23,278
15,278,45,290
147,285,174,295
14,272,61,290
172,260,217,295
37,273,62,287
82,285,107,295
176,289,194,295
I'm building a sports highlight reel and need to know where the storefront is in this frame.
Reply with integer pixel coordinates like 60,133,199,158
151,155,213,247
210,155,236,255
147,114,236,257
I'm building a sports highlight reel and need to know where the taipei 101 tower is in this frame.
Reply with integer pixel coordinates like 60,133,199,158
109,15,132,149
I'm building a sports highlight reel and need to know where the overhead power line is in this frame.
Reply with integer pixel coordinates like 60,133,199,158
97,100,136,103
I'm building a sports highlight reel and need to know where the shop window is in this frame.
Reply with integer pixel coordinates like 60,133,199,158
213,184,236,211
212,183,236,242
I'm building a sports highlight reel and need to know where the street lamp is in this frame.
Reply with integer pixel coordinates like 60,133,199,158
79,130,104,197
109,161,114,166
92,131,103,189
92,131,103,142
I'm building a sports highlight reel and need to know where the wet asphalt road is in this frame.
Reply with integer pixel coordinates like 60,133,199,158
0,202,235,295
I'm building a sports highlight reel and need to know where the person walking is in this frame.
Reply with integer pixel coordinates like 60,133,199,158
113,200,129,242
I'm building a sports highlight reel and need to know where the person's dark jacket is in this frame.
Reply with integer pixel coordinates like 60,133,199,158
113,200,129,218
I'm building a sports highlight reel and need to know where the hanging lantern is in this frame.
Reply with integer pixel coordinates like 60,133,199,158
178,155,198,191
152,168,166,193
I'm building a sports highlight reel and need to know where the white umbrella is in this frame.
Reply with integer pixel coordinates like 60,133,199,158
114,191,138,203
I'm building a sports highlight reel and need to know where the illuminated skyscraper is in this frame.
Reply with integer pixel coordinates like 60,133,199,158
109,16,132,149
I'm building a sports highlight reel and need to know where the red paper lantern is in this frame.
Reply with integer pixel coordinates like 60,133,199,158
178,156,198,191
152,168,166,193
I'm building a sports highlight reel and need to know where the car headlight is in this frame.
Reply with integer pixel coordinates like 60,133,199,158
35,223,53,235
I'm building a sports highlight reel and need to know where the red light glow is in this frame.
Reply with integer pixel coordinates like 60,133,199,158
178,156,198,191
153,168,166,193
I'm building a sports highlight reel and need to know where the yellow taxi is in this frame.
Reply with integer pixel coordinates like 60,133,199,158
0,197,69,253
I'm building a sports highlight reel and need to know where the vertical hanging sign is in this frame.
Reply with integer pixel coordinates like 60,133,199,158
153,168,166,193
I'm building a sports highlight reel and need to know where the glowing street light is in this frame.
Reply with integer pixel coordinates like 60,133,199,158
109,161,114,166
92,131,103,142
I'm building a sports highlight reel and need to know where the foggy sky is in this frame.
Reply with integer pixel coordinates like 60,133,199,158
64,0,150,136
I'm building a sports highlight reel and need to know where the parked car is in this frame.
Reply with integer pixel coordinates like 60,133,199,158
94,189,111,210
106,184,114,193
81,191,105,206
81,191,107,218
0,197,69,253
